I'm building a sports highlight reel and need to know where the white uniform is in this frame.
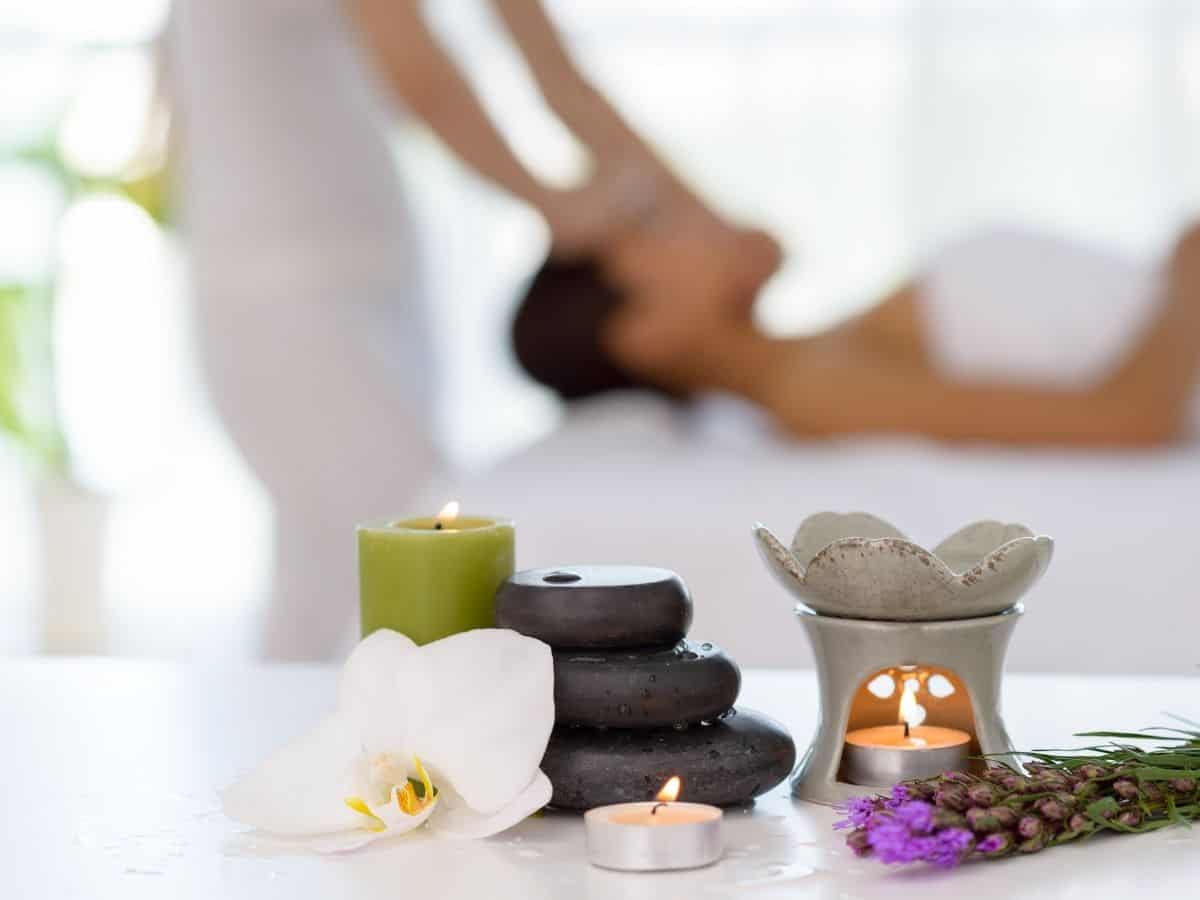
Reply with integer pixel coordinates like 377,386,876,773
169,0,437,659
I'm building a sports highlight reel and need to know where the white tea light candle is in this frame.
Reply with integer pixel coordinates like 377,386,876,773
842,680,970,785
585,777,722,871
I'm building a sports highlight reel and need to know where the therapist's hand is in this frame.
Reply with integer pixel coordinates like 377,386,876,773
601,215,783,319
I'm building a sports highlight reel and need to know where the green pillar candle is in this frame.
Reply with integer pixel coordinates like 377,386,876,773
358,505,515,645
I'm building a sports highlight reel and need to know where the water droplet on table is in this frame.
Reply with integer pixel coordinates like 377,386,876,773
517,848,544,859
733,862,815,887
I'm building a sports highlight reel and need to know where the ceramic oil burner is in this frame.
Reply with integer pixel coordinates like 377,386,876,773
753,513,1054,805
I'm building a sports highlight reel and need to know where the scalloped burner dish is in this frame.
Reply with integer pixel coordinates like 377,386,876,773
753,512,1053,622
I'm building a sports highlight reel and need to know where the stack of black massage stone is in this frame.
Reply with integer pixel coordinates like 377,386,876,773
495,565,796,810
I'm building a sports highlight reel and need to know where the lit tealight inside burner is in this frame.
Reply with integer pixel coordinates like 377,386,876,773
841,677,971,786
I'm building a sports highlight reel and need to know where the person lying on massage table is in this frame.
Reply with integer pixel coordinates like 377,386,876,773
516,222,1200,448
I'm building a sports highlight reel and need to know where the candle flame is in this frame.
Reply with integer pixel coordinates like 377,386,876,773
898,682,927,729
656,776,681,803
436,501,460,527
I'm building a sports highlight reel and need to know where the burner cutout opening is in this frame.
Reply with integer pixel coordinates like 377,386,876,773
837,664,981,784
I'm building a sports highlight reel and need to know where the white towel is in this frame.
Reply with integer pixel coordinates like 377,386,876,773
921,226,1161,388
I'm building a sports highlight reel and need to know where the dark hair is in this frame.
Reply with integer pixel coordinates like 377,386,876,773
511,257,644,400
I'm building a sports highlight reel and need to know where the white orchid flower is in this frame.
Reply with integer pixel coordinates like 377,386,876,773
222,628,555,852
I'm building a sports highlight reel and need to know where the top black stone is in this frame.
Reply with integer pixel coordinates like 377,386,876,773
494,565,693,649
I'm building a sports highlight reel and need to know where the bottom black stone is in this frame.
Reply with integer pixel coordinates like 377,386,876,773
541,707,796,810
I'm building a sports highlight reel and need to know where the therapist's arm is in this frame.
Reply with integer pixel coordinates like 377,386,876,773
345,0,627,254
490,0,783,303
487,0,716,226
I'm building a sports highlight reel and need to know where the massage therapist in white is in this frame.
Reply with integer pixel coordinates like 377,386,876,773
168,0,775,659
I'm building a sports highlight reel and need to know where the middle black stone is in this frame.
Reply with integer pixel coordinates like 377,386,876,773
553,639,741,729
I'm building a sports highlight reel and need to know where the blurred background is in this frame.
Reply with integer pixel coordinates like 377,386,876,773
3,0,1200,664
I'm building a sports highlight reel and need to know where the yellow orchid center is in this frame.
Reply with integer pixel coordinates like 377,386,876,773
344,754,437,832
397,755,437,816
344,796,387,832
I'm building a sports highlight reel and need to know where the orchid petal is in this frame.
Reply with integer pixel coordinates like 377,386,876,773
428,771,551,840
339,629,420,752
305,791,438,853
304,830,385,854
223,628,554,848
222,711,362,835
408,630,554,816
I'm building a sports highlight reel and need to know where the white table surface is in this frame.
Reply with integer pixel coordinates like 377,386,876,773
3,661,1197,899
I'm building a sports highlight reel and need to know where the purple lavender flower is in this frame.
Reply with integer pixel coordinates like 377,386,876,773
965,807,1003,834
934,785,970,812
905,780,937,801
925,828,975,868
1034,797,1069,821
1017,833,1047,854
941,771,975,785
1017,815,1043,839
865,821,935,865
1112,779,1139,800
990,806,1018,829
886,783,912,807
842,735,1200,870
966,783,997,807
834,795,880,830
894,801,936,834
931,808,967,830
1032,770,1071,791
1116,809,1143,828
845,828,871,856
1001,774,1031,793
976,832,1014,857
